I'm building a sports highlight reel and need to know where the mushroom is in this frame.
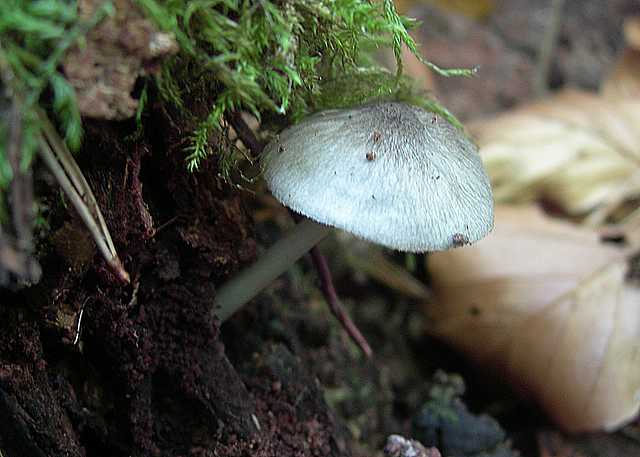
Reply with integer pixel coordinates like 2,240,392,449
213,102,494,323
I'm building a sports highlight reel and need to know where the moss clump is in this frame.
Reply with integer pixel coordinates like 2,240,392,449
0,0,473,219
137,0,473,171
0,0,112,168
0,0,112,227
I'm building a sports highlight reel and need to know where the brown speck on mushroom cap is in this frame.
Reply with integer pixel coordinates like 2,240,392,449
451,233,469,247
261,102,494,252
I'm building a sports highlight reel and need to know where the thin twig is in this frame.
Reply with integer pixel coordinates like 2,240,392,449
232,112,372,356
228,112,263,159
0,44,127,284
37,111,130,284
73,297,89,345
533,0,566,97
38,112,121,264
309,247,372,358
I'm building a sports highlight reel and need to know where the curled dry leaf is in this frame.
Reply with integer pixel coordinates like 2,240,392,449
470,89,640,223
471,32,640,225
425,205,640,432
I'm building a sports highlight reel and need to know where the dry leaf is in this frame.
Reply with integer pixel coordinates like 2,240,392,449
470,89,640,223
425,205,640,432
471,30,640,225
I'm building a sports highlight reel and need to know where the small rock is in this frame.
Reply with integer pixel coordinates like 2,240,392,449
384,434,442,457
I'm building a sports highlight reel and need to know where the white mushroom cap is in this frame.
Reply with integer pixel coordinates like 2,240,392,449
261,102,494,252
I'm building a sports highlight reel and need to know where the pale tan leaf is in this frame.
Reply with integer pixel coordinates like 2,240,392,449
425,205,640,432
470,89,640,220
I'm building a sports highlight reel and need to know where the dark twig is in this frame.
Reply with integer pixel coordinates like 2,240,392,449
231,112,372,357
309,247,372,358
228,112,264,159
533,0,566,97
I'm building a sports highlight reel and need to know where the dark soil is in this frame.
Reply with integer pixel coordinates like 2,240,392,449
0,92,348,455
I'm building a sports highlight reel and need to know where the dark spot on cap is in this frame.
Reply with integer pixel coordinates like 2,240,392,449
468,305,481,316
366,151,376,161
372,194,376,200
372,130,382,143
278,145,285,153
431,115,438,124
451,233,469,247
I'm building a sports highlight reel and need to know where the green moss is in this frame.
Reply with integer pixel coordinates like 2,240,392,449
0,0,112,222
0,0,473,218
0,0,112,155
136,0,473,173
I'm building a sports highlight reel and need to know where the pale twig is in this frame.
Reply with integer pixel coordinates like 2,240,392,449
73,298,89,345
0,40,128,284
215,218,331,321
37,111,130,283
533,0,566,97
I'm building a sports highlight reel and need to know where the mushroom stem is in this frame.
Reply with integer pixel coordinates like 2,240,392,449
213,218,331,322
